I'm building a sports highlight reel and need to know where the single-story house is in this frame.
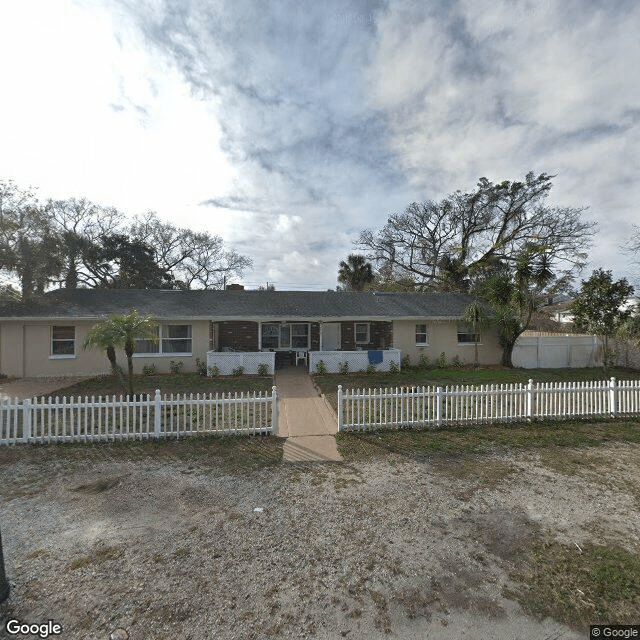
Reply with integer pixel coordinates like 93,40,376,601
0,289,501,377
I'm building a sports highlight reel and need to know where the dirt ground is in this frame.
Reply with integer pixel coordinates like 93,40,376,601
1,439,639,640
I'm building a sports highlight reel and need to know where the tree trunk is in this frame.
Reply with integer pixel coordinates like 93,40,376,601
65,255,78,288
501,339,516,368
106,346,127,392
125,341,135,397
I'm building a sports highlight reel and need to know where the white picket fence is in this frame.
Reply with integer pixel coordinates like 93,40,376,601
338,378,640,431
0,388,278,445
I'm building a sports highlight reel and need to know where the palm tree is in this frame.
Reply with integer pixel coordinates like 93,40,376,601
83,310,158,396
338,254,374,291
111,311,158,396
462,300,490,368
83,317,125,385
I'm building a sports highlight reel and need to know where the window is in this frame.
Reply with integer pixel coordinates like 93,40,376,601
162,324,192,353
457,324,480,344
261,323,308,349
261,323,279,349
354,323,370,344
291,324,309,349
415,324,428,345
51,326,75,357
135,324,191,355
136,326,160,354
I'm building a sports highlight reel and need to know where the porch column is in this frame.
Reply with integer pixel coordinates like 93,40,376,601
319,322,323,352
258,322,262,350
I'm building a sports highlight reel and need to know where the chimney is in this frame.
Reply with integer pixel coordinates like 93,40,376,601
226,284,245,291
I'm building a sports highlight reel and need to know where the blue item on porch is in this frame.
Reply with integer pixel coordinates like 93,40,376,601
368,350,383,364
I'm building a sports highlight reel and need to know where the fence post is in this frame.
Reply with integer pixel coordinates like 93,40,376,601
154,389,162,438
526,379,533,421
271,386,278,434
609,377,617,417
22,399,31,443
337,385,343,431
436,387,442,427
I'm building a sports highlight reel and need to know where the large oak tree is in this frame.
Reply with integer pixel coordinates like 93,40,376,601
359,172,595,293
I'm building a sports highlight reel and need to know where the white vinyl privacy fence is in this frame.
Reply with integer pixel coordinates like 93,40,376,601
338,378,640,431
0,388,277,445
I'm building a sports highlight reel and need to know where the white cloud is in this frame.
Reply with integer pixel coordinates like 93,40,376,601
0,0,237,225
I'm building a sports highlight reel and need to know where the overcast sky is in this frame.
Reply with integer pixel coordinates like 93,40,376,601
1,0,639,290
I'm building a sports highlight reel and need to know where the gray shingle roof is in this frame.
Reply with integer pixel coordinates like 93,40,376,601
0,289,486,321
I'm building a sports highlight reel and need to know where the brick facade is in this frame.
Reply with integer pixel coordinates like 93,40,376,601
340,321,392,350
216,321,321,351
217,321,259,351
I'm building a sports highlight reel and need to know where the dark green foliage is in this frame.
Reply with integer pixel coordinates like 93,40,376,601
570,269,634,337
338,254,374,291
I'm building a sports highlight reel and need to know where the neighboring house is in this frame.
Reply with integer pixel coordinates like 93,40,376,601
0,289,501,377
547,300,575,324
546,296,640,326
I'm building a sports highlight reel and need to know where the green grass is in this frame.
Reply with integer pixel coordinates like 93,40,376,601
42,372,274,399
335,419,640,461
507,536,640,630
315,366,638,410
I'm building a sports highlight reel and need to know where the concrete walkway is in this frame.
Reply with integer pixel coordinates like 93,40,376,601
275,366,342,462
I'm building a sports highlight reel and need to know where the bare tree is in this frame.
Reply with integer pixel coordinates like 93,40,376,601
359,172,595,292
46,198,124,288
130,212,252,289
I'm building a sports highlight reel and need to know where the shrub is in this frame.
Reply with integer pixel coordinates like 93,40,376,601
257,363,269,376
401,354,411,370
366,363,377,374
169,360,184,374
338,361,349,375
388,360,400,374
315,360,328,375
437,352,447,369
195,358,207,376
207,365,220,377
451,355,463,368
142,364,157,377
231,366,244,377
419,353,431,370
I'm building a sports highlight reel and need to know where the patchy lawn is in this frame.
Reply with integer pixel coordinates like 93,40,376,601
314,366,639,410
335,418,640,461
39,372,275,399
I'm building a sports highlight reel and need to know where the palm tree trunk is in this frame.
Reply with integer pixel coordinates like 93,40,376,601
125,341,135,397
106,346,127,392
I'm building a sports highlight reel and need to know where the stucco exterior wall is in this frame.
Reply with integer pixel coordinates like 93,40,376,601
0,320,212,377
392,319,502,366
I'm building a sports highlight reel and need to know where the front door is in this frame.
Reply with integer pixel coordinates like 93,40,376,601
322,323,341,351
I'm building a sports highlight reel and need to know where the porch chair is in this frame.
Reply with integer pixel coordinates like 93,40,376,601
296,351,308,367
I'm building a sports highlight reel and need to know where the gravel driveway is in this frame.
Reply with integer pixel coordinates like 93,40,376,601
1,439,638,639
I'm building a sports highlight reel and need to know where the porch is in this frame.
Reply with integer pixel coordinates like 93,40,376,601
206,348,402,374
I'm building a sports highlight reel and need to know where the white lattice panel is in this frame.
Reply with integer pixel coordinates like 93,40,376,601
206,351,275,375
309,351,368,373
310,349,402,373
